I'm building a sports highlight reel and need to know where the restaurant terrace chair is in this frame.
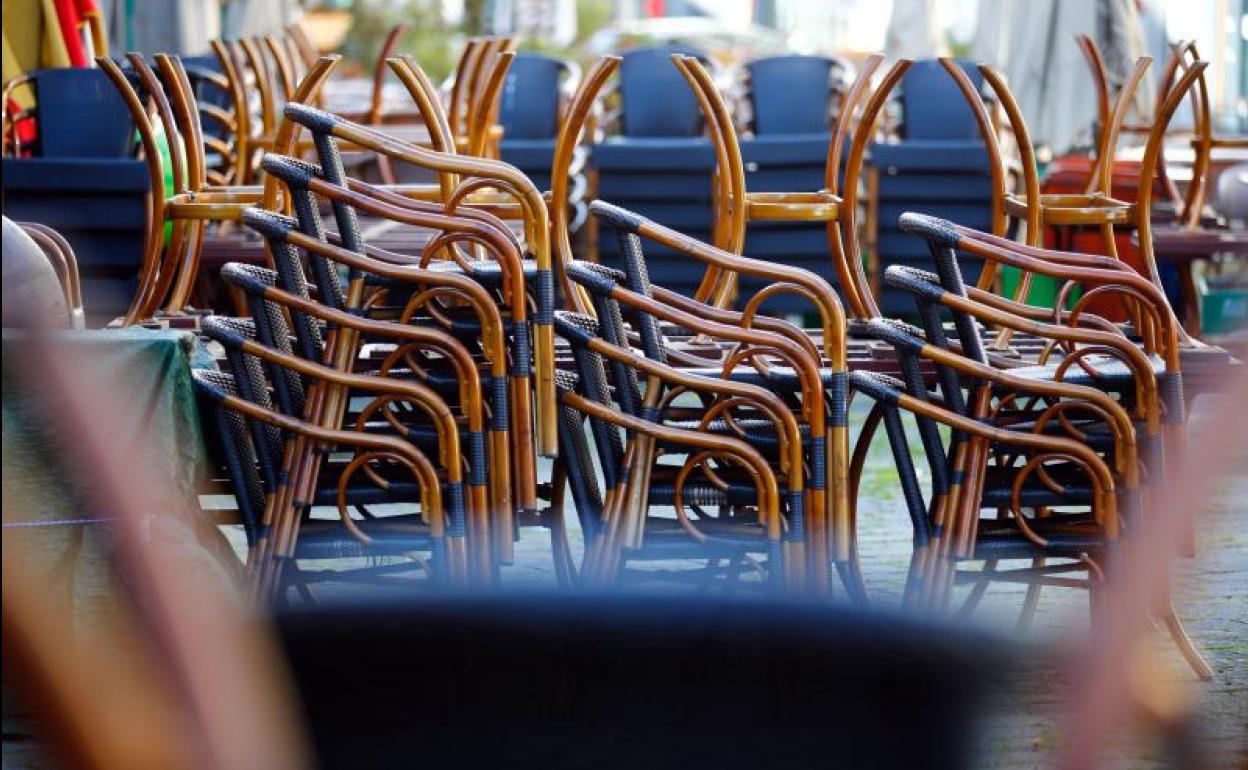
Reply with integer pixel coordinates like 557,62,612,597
850,216,1211,679
498,52,584,205
192,364,458,600
277,101,561,460
866,59,995,316
730,54,851,312
95,53,338,322
672,53,904,317
237,180,521,565
945,54,1210,350
590,45,718,296
2,67,149,325
573,200,857,597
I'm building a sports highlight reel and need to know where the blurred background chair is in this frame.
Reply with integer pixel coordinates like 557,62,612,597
867,59,993,316
736,54,849,312
2,68,149,325
591,45,716,298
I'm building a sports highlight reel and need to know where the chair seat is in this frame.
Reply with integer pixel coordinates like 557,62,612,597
869,141,990,173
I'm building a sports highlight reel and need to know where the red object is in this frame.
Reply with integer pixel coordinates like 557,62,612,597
1041,156,1170,320
644,0,666,17
51,0,90,66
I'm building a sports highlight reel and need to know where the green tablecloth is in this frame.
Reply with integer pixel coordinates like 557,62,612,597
1,328,237,752
1,328,213,627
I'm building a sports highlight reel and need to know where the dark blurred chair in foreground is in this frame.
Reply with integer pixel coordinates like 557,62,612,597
279,594,1000,770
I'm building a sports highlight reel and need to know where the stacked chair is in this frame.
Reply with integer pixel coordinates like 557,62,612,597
735,54,852,311
590,45,718,298
2,67,150,324
866,59,995,316
20,28,1213,676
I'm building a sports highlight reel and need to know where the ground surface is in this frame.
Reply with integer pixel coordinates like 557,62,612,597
3,399,1244,769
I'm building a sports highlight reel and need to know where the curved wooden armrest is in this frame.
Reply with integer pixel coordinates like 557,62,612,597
561,390,781,534
590,200,847,368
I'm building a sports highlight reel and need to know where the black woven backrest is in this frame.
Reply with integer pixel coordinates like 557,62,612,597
199,319,285,498
240,209,329,364
219,262,311,416
260,153,348,311
192,368,266,543
553,311,625,492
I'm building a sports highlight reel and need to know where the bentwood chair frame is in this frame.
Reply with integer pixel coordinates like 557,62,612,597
581,200,861,596
279,103,561,458
944,54,1209,350
257,153,529,560
218,259,498,572
95,53,339,322
193,363,457,597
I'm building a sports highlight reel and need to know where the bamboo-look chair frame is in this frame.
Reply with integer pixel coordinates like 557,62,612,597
97,54,338,322
951,55,1209,350
553,284,797,587
199,362,458,595
672,53,899,319
388,53,619,315
240,205,518,573
240,212,476,594
281,103,559,457
584,201,854,593
894,214,1190,555
259,153,533,547
219,261,500,572
209,39,256,184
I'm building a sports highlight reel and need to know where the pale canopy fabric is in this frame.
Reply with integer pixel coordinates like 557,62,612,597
971,0,1151,155
884,0,945,60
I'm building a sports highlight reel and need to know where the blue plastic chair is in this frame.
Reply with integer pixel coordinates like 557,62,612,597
2,68,149,325
498,52,571,192
592,46,717,296
734,55,848,311
868,59,993,315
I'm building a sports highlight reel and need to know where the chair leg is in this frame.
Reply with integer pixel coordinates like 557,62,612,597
953,558,997,620
1016,557,1045,633
1158,601,1213,681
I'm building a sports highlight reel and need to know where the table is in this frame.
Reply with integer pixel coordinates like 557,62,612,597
1,328,214,630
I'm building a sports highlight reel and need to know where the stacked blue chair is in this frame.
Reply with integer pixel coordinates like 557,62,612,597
497,52,587,228
737,54,847,312
2,68,149,325
867,59,993,316
591,45,715,298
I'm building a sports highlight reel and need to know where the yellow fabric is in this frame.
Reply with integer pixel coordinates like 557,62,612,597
2,0,71,109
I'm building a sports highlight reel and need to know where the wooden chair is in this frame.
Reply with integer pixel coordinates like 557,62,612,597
944,54,1210,348
95,53,338,322
850,211,1211,678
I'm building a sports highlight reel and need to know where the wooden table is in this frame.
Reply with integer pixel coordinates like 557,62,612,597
1136,227,1248,336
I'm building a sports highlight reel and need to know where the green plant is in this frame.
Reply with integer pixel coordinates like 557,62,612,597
338,0,458,81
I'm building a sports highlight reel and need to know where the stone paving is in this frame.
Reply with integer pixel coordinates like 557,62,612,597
6,398,1242,770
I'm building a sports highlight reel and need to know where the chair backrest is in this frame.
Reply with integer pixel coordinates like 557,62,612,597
498,52,568,140
618,45,709,137
900,59,982,141
30,68,136,157
746,54,841,135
